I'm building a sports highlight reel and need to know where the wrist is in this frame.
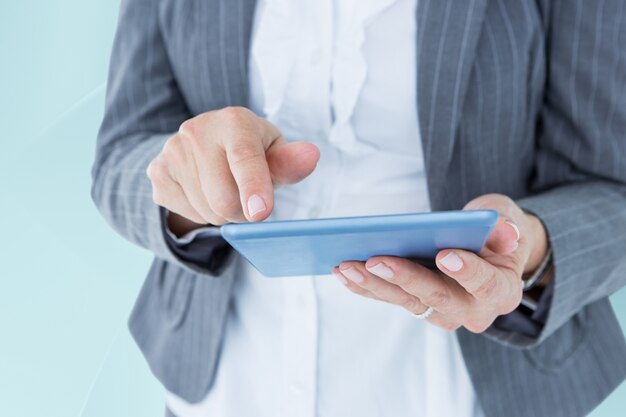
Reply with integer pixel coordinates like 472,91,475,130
167,211,207,237
523,213,549,274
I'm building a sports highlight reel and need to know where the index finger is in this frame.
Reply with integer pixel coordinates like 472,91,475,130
224,134,275,222
435,249,522,313
218,111,286,222
364,256,470,315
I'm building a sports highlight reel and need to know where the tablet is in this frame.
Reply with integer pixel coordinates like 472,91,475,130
220,210,498,277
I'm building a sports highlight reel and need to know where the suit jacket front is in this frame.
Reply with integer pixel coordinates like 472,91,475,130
92,0,626,416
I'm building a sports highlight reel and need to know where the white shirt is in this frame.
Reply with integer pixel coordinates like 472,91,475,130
166,0,484,416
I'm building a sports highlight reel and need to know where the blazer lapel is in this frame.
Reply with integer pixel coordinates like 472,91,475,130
213,0,257,106
416,0,488,209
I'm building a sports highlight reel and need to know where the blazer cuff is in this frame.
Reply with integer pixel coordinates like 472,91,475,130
160,207,234,276
492,278,554,337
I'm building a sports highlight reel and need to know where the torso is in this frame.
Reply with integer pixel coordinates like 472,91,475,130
167,0,483,415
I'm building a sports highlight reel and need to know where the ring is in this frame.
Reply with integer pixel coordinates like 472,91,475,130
414,306,434,320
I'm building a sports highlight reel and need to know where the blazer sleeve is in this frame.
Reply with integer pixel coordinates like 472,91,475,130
91,0,231,276
484,0,626,348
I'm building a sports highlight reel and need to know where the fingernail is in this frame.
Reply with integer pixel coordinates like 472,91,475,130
505,220,520,241
440,251,464,272
367,262,394,279
247,194,266,217
340,266,364,283
332,271,348,285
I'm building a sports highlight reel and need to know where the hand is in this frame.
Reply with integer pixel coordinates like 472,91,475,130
332,194,549,333
147,107,320,234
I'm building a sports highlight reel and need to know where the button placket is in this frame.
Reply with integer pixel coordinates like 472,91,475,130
284,277,318,417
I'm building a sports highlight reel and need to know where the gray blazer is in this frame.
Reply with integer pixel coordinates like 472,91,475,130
92,0,626,416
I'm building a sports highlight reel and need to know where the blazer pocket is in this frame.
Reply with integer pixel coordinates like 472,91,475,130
158,262,196,329
524,307,590,372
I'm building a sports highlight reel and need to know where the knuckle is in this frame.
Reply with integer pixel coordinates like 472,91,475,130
464,318,492,334
205,214,228,226
473,272,499,299
440,321,461,332
150,183,170,208
401,296,421,313
178,119,198,138
191,205,223,225
228,141,264,165
151,190,163,206
219,106,252,125
236,178,267,200
422,289,450,310
162,134,189,166
502,257,522,276
499,300,518,315
146,160,157,180
165,132,183,150
211,196,243,219
346,282,366,295
392,270,414,287
500,286,523,314
146,160,167,185
465,256,485,278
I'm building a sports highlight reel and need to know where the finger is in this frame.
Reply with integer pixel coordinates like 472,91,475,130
222,114,286,222
337,264,464,330
223,133,274,222
483,215,520,255
266,141,320,184
157,135,225,224
147,157,214,225
193,143,247,223
426,311,462,332
170,155,227,225
364,256,471,316
435,249,522,313
148,161,207,225
338,262,429,315
336,264,467,330
178,109,279,223
332,267,383,301
179,183,227,225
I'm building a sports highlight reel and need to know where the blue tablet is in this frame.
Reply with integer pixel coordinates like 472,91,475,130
220,210,498,277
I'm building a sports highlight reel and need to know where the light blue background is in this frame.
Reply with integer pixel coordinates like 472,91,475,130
0,1,623,416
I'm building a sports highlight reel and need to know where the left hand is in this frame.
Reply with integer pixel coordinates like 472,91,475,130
332,193,549,333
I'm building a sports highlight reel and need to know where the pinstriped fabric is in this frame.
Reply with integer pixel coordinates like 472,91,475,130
92,0,626,415
416,0,489,209
236,0,249,103
192,0,213,107
448,4,476,203
494,0,521,190
470,60,487,193
423,0,452,164
92,0,252,403
218,0,232,103
482,19,504,187
462,301,626,417
609,2,626,177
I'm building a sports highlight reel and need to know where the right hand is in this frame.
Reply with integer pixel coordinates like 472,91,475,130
147,107,320,233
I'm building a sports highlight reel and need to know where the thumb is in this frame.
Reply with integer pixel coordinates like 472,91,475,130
484,215,521,255
463,193,522,255
266,141,320,184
